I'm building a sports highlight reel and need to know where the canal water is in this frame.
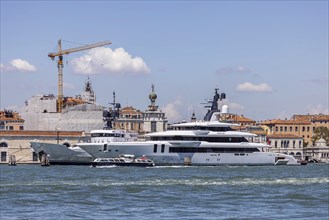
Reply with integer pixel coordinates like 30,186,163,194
1,164,328,219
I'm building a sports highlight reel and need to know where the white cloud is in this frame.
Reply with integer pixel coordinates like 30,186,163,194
161,99,183,123
225,102,244,114
63,82,75,90
306,104,329,115
236,82,272,92
1,59,37,72
70,47,150,75
216,65,251,75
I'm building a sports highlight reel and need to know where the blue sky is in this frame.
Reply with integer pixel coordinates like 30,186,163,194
1,1,328,122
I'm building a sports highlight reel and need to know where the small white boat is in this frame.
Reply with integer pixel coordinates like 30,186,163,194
91,154,155,167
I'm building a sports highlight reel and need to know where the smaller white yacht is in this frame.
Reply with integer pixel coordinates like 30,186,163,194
30,129,137,165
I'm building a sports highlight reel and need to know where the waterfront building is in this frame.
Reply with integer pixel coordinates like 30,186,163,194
142,85,168,133
304,138,329,163
0,110,24,131
260,114,329,146
113,106,144,132
0,130,83,164
267,134,304,160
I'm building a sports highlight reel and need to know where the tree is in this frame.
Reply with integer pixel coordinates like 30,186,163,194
312,126,329,145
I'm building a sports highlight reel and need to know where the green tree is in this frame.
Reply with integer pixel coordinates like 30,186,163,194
312,126,329,145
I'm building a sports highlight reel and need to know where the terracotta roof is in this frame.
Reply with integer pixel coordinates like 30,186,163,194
121,106,142,115
260,119,309,125
0,111,24,122
291,114,329,122
63,97,85,106
219,114,256,123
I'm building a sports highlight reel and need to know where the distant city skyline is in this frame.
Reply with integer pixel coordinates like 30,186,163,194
1,1,328,122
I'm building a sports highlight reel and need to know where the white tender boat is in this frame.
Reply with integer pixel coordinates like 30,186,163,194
91,154,155,167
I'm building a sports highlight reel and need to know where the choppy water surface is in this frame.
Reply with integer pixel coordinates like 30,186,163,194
1,164,328,219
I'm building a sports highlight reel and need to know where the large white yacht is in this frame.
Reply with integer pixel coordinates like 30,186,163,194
78,89,299,166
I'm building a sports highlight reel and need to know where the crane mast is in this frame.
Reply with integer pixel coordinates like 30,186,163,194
48,39,111,112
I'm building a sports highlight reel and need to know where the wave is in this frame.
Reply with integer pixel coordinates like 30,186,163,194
2,177,328,188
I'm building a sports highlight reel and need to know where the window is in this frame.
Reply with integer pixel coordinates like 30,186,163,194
302,126,305,132
1,152,7,162
0,122,5,130
307,127,310,132
161,144,165,153
103,144,107,151
284,126,287,132
0,142,8,147
275,141,277,148
293,141,295,148
290,126,292,132
275,127,278,132
32,152,38,161
280,127,283,132
295,126,298,132
169,147,260,153
153,144,158,153
151,121,156,132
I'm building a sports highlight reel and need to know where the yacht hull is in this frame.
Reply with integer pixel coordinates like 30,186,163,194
30,142,93,165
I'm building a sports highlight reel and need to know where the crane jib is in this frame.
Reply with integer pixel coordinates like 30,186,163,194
48,39,111,113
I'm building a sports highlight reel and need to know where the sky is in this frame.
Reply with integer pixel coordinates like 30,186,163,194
1,1,328,123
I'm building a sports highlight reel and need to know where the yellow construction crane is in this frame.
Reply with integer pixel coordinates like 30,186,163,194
48,39,111,112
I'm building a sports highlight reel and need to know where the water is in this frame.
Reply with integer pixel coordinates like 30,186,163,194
1,164,328,220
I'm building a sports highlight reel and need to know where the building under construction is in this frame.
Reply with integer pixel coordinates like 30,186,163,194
21,78,105,133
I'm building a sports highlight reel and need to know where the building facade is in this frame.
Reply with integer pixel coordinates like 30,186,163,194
267,134,304,160
304,138,329,163
260,114,329,146
113,106,144,132
0,130,83,164
0,110,24,131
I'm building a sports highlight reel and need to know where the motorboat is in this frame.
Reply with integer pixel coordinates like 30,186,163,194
91,154,155,167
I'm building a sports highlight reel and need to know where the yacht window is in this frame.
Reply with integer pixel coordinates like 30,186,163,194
150,136,248,143
161,144,165,153
153,144,158,153
169,147,259,153
103,144,107,151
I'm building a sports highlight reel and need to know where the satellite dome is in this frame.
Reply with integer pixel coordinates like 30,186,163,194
221,105,229,113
